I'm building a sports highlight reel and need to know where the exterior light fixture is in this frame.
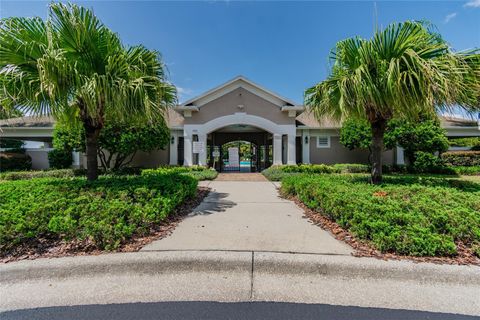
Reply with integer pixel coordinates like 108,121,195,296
171,136,175,144
304,136,309,144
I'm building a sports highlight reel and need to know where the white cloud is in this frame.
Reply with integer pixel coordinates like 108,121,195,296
464,0,480,7
176,87,194,101
444,12,457,23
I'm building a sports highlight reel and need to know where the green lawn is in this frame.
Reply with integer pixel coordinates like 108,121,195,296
281,174,480,257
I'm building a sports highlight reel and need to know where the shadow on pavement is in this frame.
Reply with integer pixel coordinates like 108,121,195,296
188,191,237,216
1,301,477,320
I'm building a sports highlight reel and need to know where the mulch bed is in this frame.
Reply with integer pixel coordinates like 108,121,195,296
283,193,480,266
0,187,210,264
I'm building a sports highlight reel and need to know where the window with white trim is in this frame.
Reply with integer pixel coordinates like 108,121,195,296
316,135,331,148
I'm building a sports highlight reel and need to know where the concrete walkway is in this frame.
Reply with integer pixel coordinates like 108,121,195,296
141,180,352,254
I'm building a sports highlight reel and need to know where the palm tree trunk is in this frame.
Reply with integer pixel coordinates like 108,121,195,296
371,118,387,185
85,125,101,181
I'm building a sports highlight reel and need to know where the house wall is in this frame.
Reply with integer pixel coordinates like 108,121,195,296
309,136,395,165
184,87,294,126
129,148,170,168
25,149,51,170
86,147,170,169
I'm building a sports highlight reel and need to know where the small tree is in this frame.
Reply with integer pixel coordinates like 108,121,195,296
384,116,449,164
53,119,170,171
339,118,373,163
340,115,449,166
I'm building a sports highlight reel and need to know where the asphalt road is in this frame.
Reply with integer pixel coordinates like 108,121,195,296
1,302,478,320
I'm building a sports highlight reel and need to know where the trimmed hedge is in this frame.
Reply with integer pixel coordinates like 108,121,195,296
48,149,73,169
451,166,480,175
442,151,480,166
448,137,480,150
142,166,218,181
0,152,32,172
281,174,480,257
0,171,197,252
0,169,86,181
262,164,370,181
0,166,218,181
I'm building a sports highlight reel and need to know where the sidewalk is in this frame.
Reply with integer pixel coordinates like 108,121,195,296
141,179,352,254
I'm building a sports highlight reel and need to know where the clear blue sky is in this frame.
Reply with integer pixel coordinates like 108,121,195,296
1,1,479,104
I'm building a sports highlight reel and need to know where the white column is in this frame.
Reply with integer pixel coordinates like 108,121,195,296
273,134,282,165
72,151,80,168
169,131,178,165
396,146,405,165
287,134,296,165
198,133,207,166
183,131,193,166
301,129,310,164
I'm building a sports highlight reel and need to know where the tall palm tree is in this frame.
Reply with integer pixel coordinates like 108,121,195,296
305,21,479,184
0,3,176,180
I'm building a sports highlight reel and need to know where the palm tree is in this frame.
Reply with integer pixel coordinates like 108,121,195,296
305,21,479,184
0,3,176,180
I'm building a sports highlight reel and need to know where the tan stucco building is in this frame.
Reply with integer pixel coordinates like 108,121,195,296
1,76,479,171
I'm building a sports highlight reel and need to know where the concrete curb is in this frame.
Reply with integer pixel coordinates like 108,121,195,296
255,252,480,285
1,250,479,285
0,251,251,284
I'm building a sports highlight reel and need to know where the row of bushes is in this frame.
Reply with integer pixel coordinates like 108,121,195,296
0,152,32,172
262,164,371,181
0,170,198,253
448,137,480,150
281,174,480,257
262,161,480,181
442,151,480,166
0,166,218,181
142,166,218,181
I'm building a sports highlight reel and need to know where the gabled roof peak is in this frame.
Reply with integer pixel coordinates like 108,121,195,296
180,75,299,107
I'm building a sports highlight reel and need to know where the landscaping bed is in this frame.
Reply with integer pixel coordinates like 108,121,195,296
0,166,218,181
262,164,480,181
0,170,208,262
281,174,480,264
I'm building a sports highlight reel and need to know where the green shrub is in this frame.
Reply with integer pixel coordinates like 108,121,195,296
141,166,217,181
48,149,73,169
281,174,480,257
412,152,447,173
0,169,87,181
448,137,480,149
332,163,370,173
442,151,480,166
0,152,32,172
450,166,480,175
0,171,197,252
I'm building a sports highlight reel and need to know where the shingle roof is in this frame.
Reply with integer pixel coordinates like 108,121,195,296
0,109,185,129
295,111,340,128
295,112,479,129
440,116,477,127
0,116,55,127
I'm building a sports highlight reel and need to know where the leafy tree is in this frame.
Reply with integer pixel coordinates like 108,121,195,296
340,115,449,165
305,21,480,184
53,119,170,171
0,3,176,180
339,118,373,162
384,116,449,164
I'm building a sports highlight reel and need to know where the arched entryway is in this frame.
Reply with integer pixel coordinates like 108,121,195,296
206,125,273,172
182,113,297,167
